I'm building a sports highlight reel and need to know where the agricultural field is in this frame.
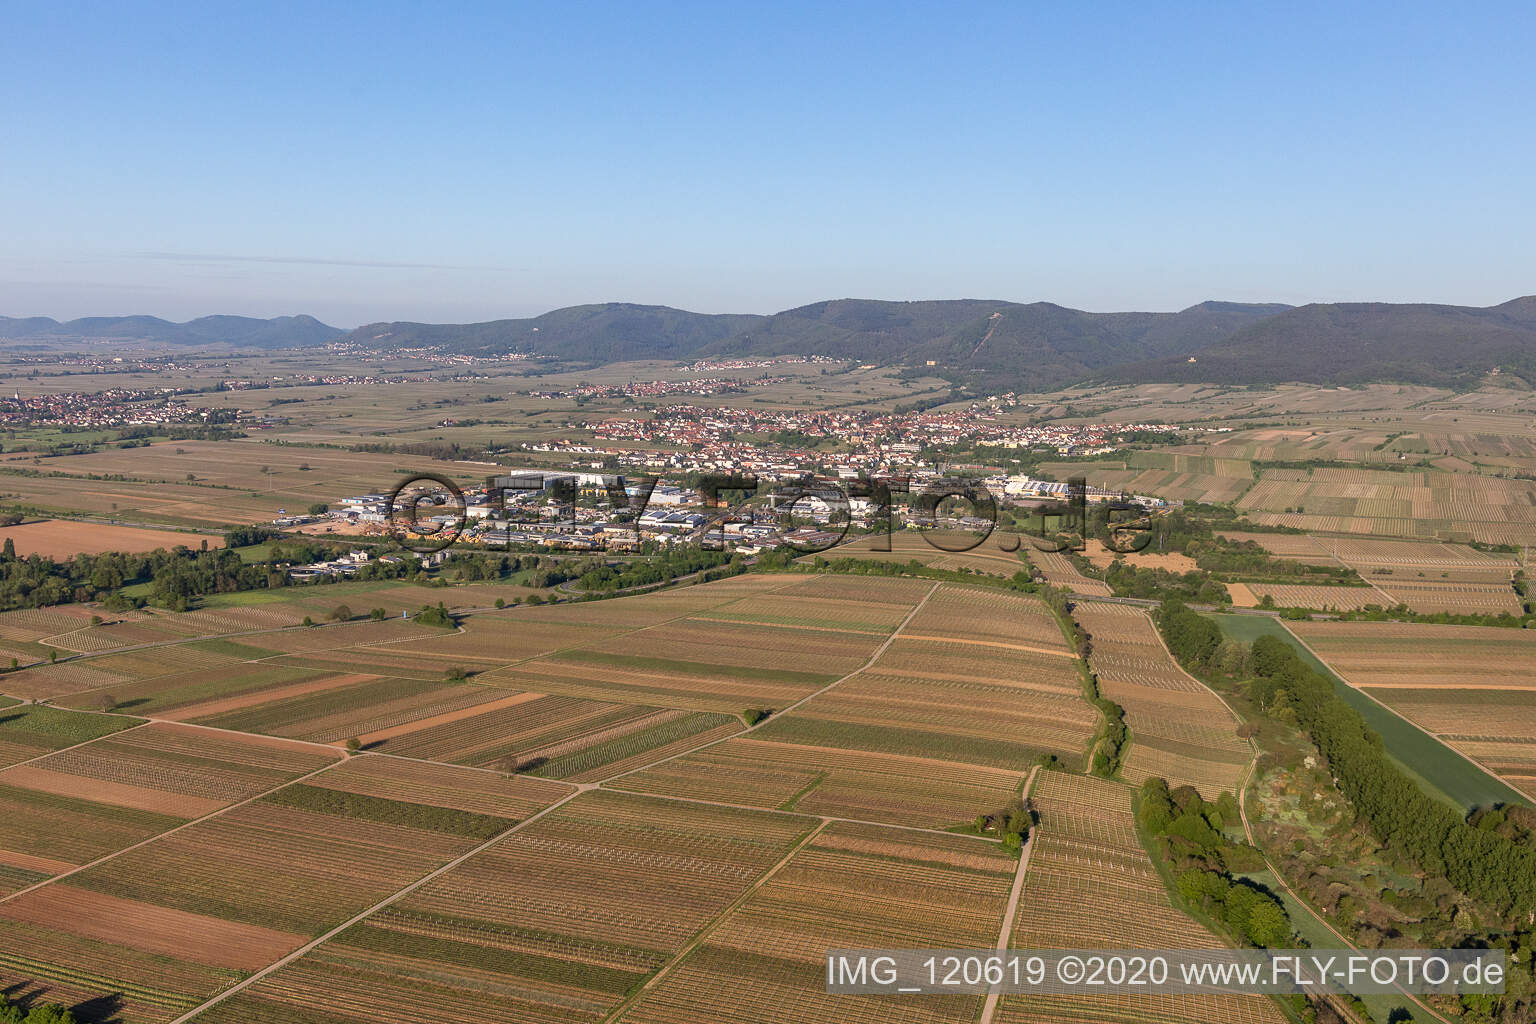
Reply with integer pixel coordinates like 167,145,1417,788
0,703,141,769
1235,467,1536,545
0,438,489,529
190,790,810,1024
1021,546,1112,596
482,575,910,714
1287,620,1536,691
1227,578,1524,615
616,822,1017,1024
0,722,334,898
824,529,1031,577
1036,449,1255,505
0,579,603,702
1226,582,1384,611
31,573,944,788
364,691,741,781
0,756,568,1023
1081,537,1199,573
617,584,1097,828
1288,620,1536,801
1072,602,1250,797
1369,580,1525,616
0,520,221,558
1213,530,1338,564
993,772,1286,1024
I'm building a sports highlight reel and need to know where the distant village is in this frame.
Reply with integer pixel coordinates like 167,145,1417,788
0,387,228,429
287,461,1163,571
526,376,790,402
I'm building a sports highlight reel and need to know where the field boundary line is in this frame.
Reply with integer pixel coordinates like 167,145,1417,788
895,633,1077,657
0,743,346,907
598,819,830,1024
979,764,1041,1024
18,703,355,758
0,717,153,773
159,786,589,1024
598,783,1006,844
595,580,943,785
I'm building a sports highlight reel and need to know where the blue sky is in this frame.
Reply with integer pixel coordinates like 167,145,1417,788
3,1,1533,326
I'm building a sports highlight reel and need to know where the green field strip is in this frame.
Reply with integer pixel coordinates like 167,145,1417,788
262,784,514,840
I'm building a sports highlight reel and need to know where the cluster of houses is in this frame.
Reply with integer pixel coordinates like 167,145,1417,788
0,387,224,429
291,465,1162,559
285,547,449,581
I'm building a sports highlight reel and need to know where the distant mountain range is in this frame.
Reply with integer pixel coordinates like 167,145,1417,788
6,296,1536,389
0,314,344,349
350,299,1292,387
348,296,1536,389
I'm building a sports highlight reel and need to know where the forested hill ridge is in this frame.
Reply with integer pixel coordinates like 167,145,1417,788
350,295,1536,390
8,295,1536,389
352,298,1291,387
1108,296,1536,388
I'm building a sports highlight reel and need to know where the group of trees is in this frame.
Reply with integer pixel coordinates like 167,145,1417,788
974,797,1032,851
0,520,586,616
140,548,283,611
1155,600,1228,672
1153,600,1536,1022
1082,503,1358,606
413,602,456,628
0,996,76,1024
1245,633,1536,918
0,536,265,612
1138,778,1288,948
0,523,410,613
1099,561,1230,604
576,549,734,592
1158,597,1536,917
1088,695,1127,777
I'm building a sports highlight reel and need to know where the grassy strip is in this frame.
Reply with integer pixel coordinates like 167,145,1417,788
337,922,647,995
187,638,285,659
750,715,1049,771
0,782,189,832
776,771,827,811
193,677,444,734
263,784,512,840
546,648,835,685
0,704,143,745
527,711,735,779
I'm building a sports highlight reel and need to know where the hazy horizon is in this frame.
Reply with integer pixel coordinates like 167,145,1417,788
8,290,1536,335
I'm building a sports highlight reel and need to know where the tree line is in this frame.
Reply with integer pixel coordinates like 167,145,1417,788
1138,777,1289,949
1157,599,1536,919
